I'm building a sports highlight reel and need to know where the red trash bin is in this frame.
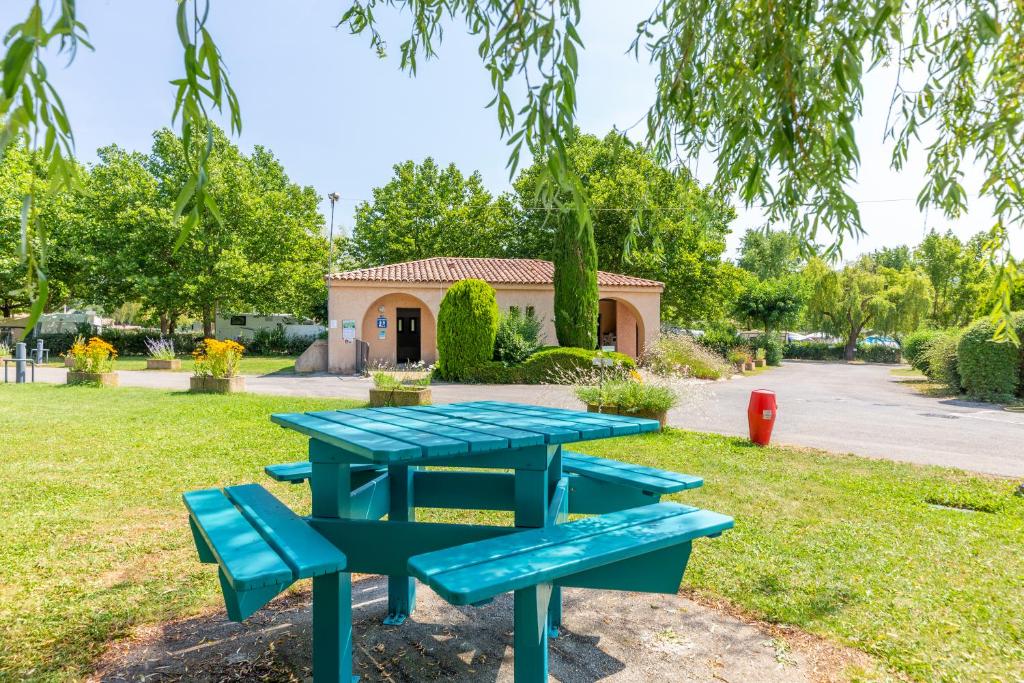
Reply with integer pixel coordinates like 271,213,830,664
747,389,777,446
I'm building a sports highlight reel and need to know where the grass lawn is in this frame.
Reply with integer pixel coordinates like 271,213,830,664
46,355,297,375
1,385,1021,681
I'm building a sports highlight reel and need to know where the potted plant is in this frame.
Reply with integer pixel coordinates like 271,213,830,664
727,348,750,372
369,371,432,407
190,339,245,393
145,337,180,370
576,379,677,429
63,334,83,367
67,337,119,386
755,348,767,368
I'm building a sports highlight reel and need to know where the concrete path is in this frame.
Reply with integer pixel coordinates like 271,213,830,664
30,362,1024,477
670,361,1024,478
90,576,876,682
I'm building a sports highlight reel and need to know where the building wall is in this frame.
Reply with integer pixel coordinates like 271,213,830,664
326,279,662,373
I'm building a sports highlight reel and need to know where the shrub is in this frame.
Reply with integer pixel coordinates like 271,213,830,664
857,344,902,364
902,329,941,373
782,342,901,363
751,333,783,365
783,342,844,360
247,325,318,356
192,339,244,378
436,279,500,381
494,308,543,364
553,218,599,348
450,346,635,384
576,380,678,413
372,372,430,390
924,330,962,392
33,330,202,356
695,326,740,356
643,331,733,379
956,314,1024,401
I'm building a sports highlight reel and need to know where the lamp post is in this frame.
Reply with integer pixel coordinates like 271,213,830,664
327,191,340,273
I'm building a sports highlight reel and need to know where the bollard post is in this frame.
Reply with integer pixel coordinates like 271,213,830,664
15,342,26,383
35,339,44,364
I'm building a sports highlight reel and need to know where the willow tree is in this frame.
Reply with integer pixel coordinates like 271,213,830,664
805,256,933,360
3,0,1022,340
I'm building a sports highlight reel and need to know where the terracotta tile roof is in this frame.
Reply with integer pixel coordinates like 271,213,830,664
327,257,663,289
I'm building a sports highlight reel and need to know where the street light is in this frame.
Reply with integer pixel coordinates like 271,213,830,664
327,191,340,273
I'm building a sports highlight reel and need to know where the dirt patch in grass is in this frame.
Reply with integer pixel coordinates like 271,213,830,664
90,577,890,683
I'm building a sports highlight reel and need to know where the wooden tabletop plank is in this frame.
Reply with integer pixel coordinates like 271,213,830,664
270,412,420,461
474,401,661,432
458,402,641,436
353,409,509,452
443,403,612,440
307,411,468,458
382,408,547,448
419,405,595,443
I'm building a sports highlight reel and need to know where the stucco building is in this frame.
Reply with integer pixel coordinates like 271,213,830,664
325,257,662,374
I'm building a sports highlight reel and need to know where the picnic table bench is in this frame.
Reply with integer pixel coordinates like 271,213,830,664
184,400,733,682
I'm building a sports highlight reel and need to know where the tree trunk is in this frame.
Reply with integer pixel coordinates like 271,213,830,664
168,314,178,335
202,306,214,338
1,301,11,318
844,327,861,361
159,314,169,336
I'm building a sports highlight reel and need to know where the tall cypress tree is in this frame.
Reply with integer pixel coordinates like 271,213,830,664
553,215,599,349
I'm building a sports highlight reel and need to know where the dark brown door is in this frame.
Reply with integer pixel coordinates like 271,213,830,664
395,308,421,364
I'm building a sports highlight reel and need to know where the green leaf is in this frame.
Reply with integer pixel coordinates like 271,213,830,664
3,36,35,98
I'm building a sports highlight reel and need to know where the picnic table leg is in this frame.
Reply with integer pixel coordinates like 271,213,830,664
313,572,354,683
546,446,564,638
384,463,415,625
514,582,552,681
310,458,357,683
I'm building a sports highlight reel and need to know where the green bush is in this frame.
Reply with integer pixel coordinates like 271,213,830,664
553,219,599,348
576,380,678,413
31,330,202,357
644,331,732,379
435,279,500,381
783,342,845,360
924,330,963,392
956,314,1024,401
247,325,320,355
857,344,902,364
782,341,901,363
453,346,635,384
752,333,784,366
902,329,941,373
493,308,543,364
695,326,740,357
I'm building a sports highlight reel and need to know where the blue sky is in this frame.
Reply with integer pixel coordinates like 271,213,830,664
4,1,1019,259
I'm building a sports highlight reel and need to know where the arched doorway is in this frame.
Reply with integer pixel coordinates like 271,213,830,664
361,293,437,367
598,297,646,359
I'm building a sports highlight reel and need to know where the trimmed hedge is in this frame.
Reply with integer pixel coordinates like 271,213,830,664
924,330,962,392
902,329,941,373
783,342,901,363
450,347,635,384
29,330,203,357
435,279,499,381
695,327,741,357
956,314,1024,400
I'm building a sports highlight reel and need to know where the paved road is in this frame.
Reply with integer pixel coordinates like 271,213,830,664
669,361,1024,478
25,362,1024,477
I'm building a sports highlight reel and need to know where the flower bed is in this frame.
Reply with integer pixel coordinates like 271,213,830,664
190,339,245,393
66,337,118,386
575,380,678,428
369,372,432,406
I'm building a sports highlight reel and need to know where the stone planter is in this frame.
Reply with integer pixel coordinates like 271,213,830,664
369,387,432,407
147,358,181,370
67,371,119,387
190,375,245,394
743,361,755,372
587,403,667,429
755,358,766,368
64,356,75,368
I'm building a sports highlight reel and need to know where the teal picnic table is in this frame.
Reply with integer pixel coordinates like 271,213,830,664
183,401,733,682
